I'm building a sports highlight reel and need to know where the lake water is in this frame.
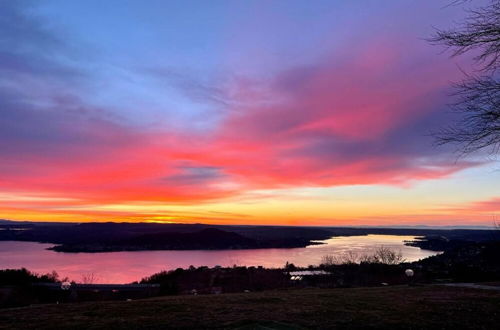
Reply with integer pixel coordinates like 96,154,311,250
0,235,439,283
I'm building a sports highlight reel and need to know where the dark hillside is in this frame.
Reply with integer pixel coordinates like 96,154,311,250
0,286,499,329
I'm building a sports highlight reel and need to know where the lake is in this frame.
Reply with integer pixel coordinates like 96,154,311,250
0,235,439,283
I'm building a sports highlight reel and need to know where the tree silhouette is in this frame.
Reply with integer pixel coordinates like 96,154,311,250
430,0,500,155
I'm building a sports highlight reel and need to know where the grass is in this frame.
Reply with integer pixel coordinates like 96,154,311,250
1,285,499,329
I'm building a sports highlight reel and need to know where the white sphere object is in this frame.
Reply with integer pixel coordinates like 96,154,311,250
405,269,414,277
61,281,71,290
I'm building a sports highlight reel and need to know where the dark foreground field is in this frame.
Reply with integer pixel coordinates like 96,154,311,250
1,285,499,329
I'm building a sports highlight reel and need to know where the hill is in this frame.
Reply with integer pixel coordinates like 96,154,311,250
0,220,498,252
0,286,499,329
50,228,260,252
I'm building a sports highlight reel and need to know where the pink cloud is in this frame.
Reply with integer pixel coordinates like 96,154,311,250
0,36,479,208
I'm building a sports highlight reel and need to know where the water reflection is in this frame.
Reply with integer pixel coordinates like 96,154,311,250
0,235,439,283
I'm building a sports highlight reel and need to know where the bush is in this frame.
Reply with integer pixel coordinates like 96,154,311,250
321,246,405,266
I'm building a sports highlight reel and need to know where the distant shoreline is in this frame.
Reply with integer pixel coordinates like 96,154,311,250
1,220,497,253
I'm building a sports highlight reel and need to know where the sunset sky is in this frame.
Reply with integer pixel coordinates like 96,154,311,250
1,0,499,226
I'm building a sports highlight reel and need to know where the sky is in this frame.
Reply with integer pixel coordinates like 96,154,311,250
0,0,499,226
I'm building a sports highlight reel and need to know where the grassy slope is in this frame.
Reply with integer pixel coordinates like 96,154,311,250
1,286,499,329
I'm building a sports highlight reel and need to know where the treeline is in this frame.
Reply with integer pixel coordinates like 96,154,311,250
140,242,500,294
2,239,500,308
416,241,500,282
0,269,60,308
0,268,59,285
140,266,288,295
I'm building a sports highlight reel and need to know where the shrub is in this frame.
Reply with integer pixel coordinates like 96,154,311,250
321,246,404,266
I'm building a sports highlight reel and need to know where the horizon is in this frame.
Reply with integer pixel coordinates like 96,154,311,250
1,218,497,230
1,0,499,226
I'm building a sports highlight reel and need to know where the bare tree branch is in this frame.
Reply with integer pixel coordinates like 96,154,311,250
434,75,500,154
431,0,500,155
430,1,500,73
